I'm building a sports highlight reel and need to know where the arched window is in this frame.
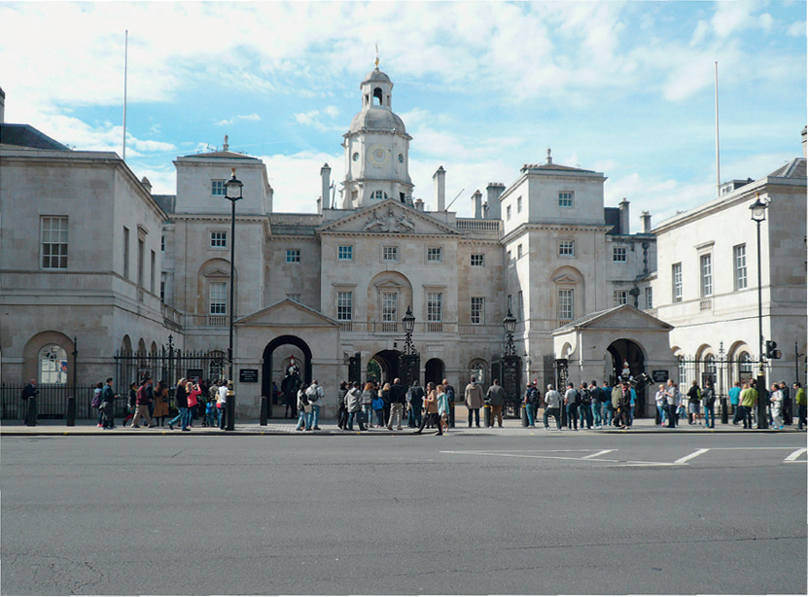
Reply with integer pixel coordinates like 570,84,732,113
371,190,388,200
470,359,487,386
738,352,753,383
677,355,686,387
38,344,67,384
373,87,383,105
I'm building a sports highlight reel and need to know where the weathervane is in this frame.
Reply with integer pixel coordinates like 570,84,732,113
375,43,379,67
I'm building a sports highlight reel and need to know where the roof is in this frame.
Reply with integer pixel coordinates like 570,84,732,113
521,162,596,174
178,149,260,161
349,107,407,134
362,67,392,86
152,195,177,214
767,157,806,179
0,123,70,151
553,303,673,335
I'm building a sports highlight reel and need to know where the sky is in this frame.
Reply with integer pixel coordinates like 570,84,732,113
1,1,805,230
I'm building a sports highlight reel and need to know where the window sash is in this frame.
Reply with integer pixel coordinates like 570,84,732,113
558,289,574,320
559,241,575,256
700,254,713,297
209,282,227,314
427,292,442,322
211,180,225,196
559,191,574,207
210,232,227,248
338,246,353,260
734,245,747,290
672,263,682,302
286,249,301,263
470,254,484,266
381,292,398,322
383,246,398,261
427,247,442,263
41,216,68,269
470,297,484,324
613,247,627,262
337,291,352,321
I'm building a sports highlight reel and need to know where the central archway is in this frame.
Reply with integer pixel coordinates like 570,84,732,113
370,349,401,384
606,338,648,417
262,335,312,418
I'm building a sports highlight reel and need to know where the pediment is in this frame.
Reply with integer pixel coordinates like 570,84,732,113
553,304,673,335
204,268,230,278
235,299,339,328
318,199,459,236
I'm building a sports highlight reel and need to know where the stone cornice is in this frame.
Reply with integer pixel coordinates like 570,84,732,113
501,222,612,245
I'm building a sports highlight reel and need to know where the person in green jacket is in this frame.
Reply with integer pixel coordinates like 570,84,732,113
793,382,806,431
739,382,758,429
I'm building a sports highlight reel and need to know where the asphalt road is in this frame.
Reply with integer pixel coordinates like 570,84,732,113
2,431,805,595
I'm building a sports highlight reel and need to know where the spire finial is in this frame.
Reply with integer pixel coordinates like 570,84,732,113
223,135,229,151
375,43,379,68
546,148,552,164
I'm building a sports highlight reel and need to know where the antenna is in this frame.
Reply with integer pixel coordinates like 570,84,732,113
444,188,465,212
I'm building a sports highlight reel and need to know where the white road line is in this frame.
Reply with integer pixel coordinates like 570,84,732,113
582,449,615,459
674,448,710,465
784,448,808,462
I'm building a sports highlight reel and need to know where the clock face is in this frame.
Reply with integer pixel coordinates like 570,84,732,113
368,144,390,168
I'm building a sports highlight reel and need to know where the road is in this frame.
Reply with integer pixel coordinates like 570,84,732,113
2,431,805,595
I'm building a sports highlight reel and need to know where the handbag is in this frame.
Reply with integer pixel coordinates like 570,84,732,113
303,404,312,413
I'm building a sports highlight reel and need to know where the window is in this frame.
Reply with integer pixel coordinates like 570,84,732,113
672,263,682,302
734,244,747,290
210,231,227,248
383,246,398,262
558,289,574,321
517,244,523,259
471,297,484,324
470,254,485,267
161,235,165,252
160,273,167,302
427,292,443,322
427,247,442,263
337,292,353,321
700,254,713,297
614,290,628,306
559,240,575,257
41,216,68,269
211,180,225,196
150,250,156,293
517,196,522,213
123,226,130,278
613,246,627,262
645,287,653,309
209,282,227,314
38,344,67,384
137,238,145,287
371,190,387,200
559,191,574,207
286,249,301,263
382,292,398,322
507,250,512,262
506,205,512,220
338,245,353,260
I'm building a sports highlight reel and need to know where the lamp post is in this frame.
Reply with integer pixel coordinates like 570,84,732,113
501,309,521,417
749,193,768,429
224,168,243,431
399,306,419,388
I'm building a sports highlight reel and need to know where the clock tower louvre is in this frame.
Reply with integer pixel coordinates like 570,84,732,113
342,66,413,209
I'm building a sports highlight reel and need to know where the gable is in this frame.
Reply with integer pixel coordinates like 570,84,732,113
318,199,459,236
236,299,339,328
554,304,672,335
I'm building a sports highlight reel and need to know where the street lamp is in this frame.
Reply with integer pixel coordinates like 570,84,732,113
503,309,517,356
400,306,419,387
224,168,243,431
749,193,768,429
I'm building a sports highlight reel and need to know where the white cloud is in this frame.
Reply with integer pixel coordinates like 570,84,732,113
787,20,806,36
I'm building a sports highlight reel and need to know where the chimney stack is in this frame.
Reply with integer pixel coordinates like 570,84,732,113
414,198,424,211
802,126,807,158
486,182,505,220
140,176,152,194
640,211,651,234
320,163,331,210
618,198,630,234
0,87,5,124
472,190,483,219
433,166,446,211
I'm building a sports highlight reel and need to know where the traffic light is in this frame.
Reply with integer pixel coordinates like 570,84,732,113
765,340,782,360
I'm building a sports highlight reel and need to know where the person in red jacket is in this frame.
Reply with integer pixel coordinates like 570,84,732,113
131,378,154,428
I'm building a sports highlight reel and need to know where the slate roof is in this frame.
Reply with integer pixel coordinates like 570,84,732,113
768,157,806,179
152,195,177,214
0,123,70,150
179,149,259,160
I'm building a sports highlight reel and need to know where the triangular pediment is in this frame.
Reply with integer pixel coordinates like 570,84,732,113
553,304,673,335
204,268,230,278
235,299,339,328
318,199,460,235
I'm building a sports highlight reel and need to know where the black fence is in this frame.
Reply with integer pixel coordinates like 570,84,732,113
1,383,101,420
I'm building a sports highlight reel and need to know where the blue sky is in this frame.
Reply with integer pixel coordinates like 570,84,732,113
1,1,805,229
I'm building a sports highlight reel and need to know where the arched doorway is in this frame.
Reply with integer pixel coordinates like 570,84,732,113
262,336,312,419
369,350,401,384
425,358,444,387
606,338,648,417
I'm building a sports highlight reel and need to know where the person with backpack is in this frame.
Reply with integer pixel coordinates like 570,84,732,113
345,382,366,431
407,380,424,429
295,383,311,431
523,382,538,428
564,382,579,431
687,380,702,425
130,378,154,428
702,380,716,428
306,380,325,431
589,381,603,429
577,382,593,430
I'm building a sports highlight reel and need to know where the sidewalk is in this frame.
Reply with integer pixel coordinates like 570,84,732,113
1,416,802,436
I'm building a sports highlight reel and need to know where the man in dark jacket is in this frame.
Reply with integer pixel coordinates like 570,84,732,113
387,378,406,430
21,379,38,426
485,379,506,427
100,377,117,429
407,381,424,428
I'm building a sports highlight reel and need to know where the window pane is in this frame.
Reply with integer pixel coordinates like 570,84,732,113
558,289,574,320
427,292,442,321
471,297,484,324
337,291,352,321
41,216,68,269
382,292,398,322
734,244,747,290
700,254,712,297
210,282,227,314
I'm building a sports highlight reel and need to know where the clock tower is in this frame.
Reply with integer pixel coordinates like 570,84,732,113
341,65,413,209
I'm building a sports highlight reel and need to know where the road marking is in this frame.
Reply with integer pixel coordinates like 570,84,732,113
440,449,675,467
674,448,710,465
784,448,808,462
582,449,615,459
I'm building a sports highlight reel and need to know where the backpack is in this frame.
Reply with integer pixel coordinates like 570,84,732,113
298,389,309,406
446,386,455,403
581,388,592,406
91,391,102,409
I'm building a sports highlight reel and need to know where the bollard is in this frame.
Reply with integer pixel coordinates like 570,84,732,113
483,404,491,428
260,395,268,426
448,403,455,428
66,396,76,427
26,398,37,427
720,396,728,424
521,404,528,427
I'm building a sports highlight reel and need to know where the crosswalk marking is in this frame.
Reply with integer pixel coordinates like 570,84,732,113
784,448,808,462
582,449,615,459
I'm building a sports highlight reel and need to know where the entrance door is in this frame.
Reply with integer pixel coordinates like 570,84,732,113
262,336,312,418
424,358,444,387
369,350,401,384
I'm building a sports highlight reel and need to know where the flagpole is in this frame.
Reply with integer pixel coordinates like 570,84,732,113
122,30,128,161
715,61,720,198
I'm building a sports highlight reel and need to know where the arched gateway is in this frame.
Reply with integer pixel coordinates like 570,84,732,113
262,336,312,418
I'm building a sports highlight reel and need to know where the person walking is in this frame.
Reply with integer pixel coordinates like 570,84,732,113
780,381,792,426
729,381,743,425
185,381,201,429
100,377,117,430
564,382,579,430
168,378,189,431
543,384,562,430
702,380,716,428
523,382,538,428
130,378,154,428
437,384,450,433
217,380,228,430
485,379,506,428
152,380,170,426
794,382,806,431
306,379,324,431
464,376,484,428
21,378,38,426
770,383,784,429
122,382,137,427
387,378,406,431
415,382,441,435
